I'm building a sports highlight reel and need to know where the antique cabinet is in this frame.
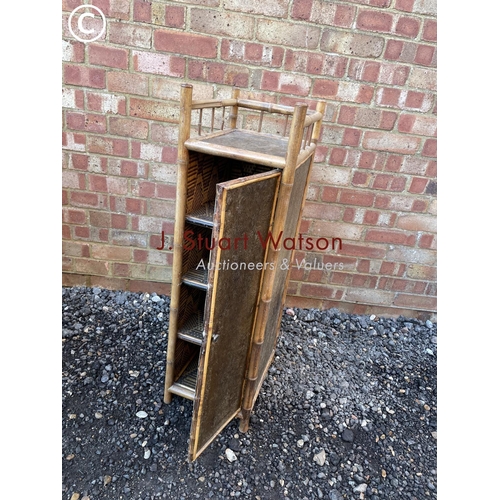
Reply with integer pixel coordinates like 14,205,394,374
164,84,325,461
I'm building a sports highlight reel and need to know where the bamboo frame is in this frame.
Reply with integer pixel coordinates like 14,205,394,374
164,83,193,404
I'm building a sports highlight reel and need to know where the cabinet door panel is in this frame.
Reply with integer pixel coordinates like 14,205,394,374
189,169,280,461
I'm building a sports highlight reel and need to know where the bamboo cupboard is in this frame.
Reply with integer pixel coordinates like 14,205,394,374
164,84,325,461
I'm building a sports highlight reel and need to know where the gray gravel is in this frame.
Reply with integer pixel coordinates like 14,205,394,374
62,286,437,499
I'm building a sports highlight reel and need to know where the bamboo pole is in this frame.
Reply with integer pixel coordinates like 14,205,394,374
229,87,240,129
239,103,308,432
164,83,193,404
267,99,327,362
191,98,237,109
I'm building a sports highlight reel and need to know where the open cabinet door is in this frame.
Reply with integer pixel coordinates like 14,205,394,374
188,169,281,461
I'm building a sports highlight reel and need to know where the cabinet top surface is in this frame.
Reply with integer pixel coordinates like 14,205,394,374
185,129,290,168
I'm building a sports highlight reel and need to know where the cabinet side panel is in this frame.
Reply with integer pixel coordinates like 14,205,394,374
190,171,280,459
256,159,312,391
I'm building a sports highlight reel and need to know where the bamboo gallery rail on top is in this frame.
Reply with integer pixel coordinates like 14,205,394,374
164,83,325,461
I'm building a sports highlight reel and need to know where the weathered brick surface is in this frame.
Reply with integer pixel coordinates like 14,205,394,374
62,0,437,317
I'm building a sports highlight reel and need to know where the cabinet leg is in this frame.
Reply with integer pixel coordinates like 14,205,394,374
164,391,172,404
239,409,251,433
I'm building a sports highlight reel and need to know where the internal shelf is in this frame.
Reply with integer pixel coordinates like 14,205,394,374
185,201,215,228
178,311,204,345
182,266,209,289
169,357,199,400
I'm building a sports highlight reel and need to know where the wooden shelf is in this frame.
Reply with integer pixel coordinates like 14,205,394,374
182,266,209,289
178,312,204,345
185,129,288,169
185,202,215,228
169,358,198,400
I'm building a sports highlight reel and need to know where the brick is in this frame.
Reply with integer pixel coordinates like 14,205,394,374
339,189,375,207
357,9,393,33
413,0,437,16
62,132,86,152
225,41,284,68
165,5,185,27
66,112,106,133
150,123,177,144
284,49,322,73
188,61,249,87
333,4,357,27
395,0,414,11
345,288,395,306
107,71,149,96
257,19,320,48
133,50,184,77
88,174,108,193
64,65,105,88
415,44,436,66
62,170,85,189
398,114,437,136
343,128,361,146
89,45,128,69
407,67,437,91
291,0,313,19
91,244,132,261
365,229,415,245
191,8,254,39
338,106,397,130
397,214,436,232
422,19,437,42
312,79,373,103
395,16,421,38
130,98,178,123
300,283,334,299
63,208,87,225
74,226,90,239
70,154,88,170
422,138,437,157
88,136,129,157
419,233,435,250
70,191,99,207
321,31,384,57
302,202,343,220
62,241,90,258
372,174,406,191
384,39,404,60
322,54,349,78
311,220,362,241
62,40,85,63
62,88,85,109
108,21,152,48
74,258,109,275
131,141,163,161
394,294,436,311
107,177,128,195
89,210,111,227
226,0,289,17
407,264,436,279
86,92,126,114
109,0,131,20
134,0,151,22
408,177,428,194
363,131,421,154
154,30,217,58
261,71,311,96
109,117,149,139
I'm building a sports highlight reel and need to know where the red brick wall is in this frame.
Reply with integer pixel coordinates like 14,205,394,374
62,0,437,319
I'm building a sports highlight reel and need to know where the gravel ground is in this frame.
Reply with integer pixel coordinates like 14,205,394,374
62,286,437,500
